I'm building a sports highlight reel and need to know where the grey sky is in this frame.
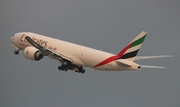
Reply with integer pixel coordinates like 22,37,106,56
0,0,179,107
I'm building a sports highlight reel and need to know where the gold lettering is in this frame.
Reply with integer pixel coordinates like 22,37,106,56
20,34,48,47
20,34,26,42
40,41,45,47
39,40,42,43
43,41,48,47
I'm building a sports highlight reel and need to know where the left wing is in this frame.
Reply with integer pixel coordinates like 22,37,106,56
25,36,73,63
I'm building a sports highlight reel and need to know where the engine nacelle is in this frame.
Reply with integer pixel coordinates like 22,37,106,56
23,47,43,61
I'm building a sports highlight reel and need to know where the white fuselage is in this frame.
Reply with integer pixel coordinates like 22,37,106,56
11,32,140,71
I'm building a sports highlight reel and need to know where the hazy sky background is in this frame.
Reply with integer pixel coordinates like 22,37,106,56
0,0,179,107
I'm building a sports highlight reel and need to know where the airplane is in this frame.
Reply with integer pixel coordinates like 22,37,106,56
10,31,171,73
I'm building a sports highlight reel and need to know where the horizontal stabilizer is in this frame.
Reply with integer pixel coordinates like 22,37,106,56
141,65,165,69
135,55,172,60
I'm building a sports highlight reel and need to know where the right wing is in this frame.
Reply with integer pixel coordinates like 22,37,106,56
135,55,172,60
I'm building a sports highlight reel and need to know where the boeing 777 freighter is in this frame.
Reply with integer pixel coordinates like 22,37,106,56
11,31,171,73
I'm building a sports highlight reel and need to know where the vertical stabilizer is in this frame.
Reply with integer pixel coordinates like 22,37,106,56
116,31,147,61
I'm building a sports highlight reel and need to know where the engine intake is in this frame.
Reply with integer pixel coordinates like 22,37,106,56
23,47,43,61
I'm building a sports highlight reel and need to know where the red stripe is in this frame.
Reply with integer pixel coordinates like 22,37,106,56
117,43,132,57
94,43,132,67
94,56,119,67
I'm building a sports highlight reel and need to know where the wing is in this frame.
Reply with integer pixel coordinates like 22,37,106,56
25,36,73,63
134,55,172,60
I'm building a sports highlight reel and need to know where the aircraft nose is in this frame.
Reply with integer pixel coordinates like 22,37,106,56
11,33,20,43
10,36,15,42
11,35,17,44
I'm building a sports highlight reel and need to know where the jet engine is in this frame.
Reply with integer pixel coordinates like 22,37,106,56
23,47,43,61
